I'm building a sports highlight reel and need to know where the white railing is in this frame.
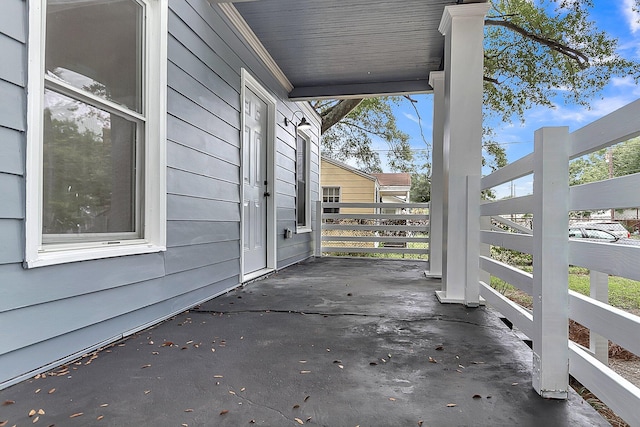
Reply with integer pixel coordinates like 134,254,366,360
315,202,429,258
479,98,640,424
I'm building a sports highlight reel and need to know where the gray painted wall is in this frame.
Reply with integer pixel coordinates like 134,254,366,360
0,0,319,388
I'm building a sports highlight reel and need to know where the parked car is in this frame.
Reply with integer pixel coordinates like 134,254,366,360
572,221,630,239
569,227,640,246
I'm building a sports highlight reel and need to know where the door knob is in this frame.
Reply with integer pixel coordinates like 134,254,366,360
264,191,271,197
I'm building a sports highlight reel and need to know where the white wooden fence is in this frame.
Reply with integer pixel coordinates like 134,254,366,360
315,202,429,258
480,99,640,424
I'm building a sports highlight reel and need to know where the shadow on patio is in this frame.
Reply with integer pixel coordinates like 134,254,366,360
0,258,606,426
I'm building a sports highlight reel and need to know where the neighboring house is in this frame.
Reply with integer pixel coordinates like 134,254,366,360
320,157,379,214
0,0,321,388
371,173,412,214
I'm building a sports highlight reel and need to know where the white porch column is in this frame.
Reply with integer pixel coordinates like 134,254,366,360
426,71,444,280
436,3,489,306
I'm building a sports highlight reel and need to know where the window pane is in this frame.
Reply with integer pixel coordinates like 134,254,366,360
46,0,143,112
42,89,138,238
297,136,307,226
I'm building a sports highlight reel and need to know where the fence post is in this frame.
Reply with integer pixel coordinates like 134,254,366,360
532,126,570,399
315,200,323,257
589,270,609,364
465,175,480,307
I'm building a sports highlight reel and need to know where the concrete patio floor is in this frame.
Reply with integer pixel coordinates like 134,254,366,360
0,257,607,426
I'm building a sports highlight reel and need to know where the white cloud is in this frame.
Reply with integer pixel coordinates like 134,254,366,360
402,112,420,125
622,0,640,33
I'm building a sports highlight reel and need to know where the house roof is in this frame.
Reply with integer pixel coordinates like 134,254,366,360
321,156,377,182
219,0,488,100
371,173,412,187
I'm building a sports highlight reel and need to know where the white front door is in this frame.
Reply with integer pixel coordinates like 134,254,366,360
243,88,268,274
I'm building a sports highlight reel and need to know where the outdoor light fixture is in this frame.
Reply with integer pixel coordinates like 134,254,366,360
284,110,312,131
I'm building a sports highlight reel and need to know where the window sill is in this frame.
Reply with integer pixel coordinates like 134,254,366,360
296,227,312,234
25,241,166,268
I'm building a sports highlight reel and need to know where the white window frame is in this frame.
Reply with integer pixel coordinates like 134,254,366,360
24,0,168,268
296,130,312,233
322,186,341,214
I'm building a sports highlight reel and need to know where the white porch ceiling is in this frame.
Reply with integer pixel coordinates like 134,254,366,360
224,0,488,100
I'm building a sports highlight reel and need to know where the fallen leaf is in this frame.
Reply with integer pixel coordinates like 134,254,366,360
148,341,154,345
487,395,492,399
332,360,342,364
293,404,300,409
229,391,236,395
69,412,84,418
141,364,151,369
299,360,307,364
304,395,310,402
446,403,457,408
471,361,485,364
458,365,465,369
472,394,482,399
294,418,304,425
0,421,7,427
436,346,444,351
29,409,36,417
456,369,463,373
338,365,344,369
35,389,41,393
152,351,159,355
214,375,224,378
369,362,378,366
2,401,15,406
300,370,311,374
306,417,312,422
185,409,194,412
428,357,437,363
418,421,424,426
186,340,193,345
389,397,396,401
161,341,173,347
100,404,109,407
511,382,519,386
97,415,104,420
249,420,256,424
32,416,39,423
144,390,151,394
48,388,56,394
211,349,216,352
181,424,188,427
37,409,45,415
220,410,229,415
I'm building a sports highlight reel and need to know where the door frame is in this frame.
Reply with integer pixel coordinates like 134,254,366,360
240,69,277,282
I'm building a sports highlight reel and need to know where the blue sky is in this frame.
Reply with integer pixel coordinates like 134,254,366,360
386,0,640,199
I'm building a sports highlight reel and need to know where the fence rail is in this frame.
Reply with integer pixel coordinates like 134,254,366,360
315,202,429,258
479,98,640,425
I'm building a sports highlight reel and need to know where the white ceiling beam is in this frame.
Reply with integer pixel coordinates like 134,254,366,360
288,80,433,101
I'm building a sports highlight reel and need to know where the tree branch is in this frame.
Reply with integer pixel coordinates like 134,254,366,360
485,19,590,69
320,99,363,134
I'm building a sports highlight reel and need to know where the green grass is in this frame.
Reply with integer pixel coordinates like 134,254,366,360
490,269,640,312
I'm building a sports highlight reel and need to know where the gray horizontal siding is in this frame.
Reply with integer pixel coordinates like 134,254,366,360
167,220,239,247
0,126,24,175
0,34,25,86
0,253,166,313
164,241,239,274
0,80,25,131
0,173,23,219
167,168,239,203
167,194,240,222
0,0,26,43
168,116,239,166
0,219,22,265
167,141,239,183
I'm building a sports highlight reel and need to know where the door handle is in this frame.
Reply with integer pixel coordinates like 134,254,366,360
264,191,271,197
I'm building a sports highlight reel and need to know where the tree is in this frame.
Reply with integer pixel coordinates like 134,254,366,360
317,97,413,173
570,138,640,186
316,0,640,172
